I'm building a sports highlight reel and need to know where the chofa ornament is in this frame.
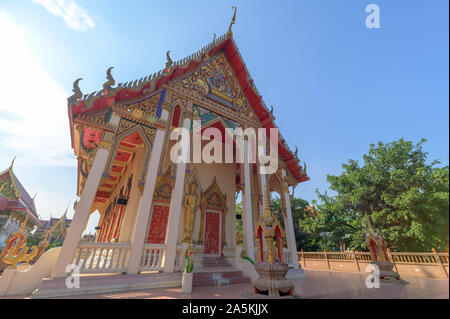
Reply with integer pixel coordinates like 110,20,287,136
364,213,403,281
364,213,389,262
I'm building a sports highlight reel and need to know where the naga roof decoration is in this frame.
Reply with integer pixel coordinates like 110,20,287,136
67,10,309,184
0,160,42,225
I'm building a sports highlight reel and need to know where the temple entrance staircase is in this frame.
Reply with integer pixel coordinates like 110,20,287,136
192,256,251,287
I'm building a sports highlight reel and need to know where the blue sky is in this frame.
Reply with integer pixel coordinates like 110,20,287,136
0,0,448,233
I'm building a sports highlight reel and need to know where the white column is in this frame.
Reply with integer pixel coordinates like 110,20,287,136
281,170,299,269
52,140,112,278
258,133,268,217
127,124,167,274
242,138,255,260
163,117,191,272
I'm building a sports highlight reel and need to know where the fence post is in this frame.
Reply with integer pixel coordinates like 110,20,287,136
300,249,306,269
432,248,449,279
324,249,330,270
352,249,360,272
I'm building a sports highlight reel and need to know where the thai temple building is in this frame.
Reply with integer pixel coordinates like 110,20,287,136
35,213,72,242
36,211,71,235
50,11,309,280
0,159,42,249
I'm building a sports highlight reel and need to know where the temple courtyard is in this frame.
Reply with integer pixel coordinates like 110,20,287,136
1,270,447,299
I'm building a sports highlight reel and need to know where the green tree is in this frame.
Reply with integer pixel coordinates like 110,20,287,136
271,197,321,251
300,139,449,252
235,202,243,246
26,232,44,247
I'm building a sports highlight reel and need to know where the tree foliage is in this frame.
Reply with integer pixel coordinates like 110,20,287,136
235,201,244,246
271,197,321,251
26,225,67,251
299,139,449,252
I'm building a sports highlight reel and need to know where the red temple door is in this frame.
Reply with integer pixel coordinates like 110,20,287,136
203,211,221,256
147,205,170,244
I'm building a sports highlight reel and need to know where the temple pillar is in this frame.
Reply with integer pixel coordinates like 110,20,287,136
258,133,268,217
52,132,114,278
242,138,256,260
281,169,299,268
126,110,168,274
163,116,191,272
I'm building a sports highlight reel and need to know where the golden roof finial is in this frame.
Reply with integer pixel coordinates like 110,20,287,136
227,6,237,37
165,51,173,69
10,156,16,170
64,201,70,217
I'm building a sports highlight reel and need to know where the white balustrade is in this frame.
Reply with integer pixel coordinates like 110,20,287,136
74,242,131,274
139,244,165,272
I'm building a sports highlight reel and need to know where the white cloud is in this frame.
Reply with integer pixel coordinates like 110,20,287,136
0,11,75,167
31,0,95,31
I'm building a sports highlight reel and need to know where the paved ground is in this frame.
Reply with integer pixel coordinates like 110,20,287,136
37,270,448,299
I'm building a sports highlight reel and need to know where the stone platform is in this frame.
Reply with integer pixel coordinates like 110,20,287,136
286,268,307,279
2,269,448,299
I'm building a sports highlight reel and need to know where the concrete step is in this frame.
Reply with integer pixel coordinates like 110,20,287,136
192,269,250,287
202,257,232,268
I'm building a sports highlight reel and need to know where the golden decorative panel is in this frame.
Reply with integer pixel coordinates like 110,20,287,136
153,168,175,202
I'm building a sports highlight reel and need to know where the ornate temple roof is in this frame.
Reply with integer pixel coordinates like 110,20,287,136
0,160,42,226
67,18,309,184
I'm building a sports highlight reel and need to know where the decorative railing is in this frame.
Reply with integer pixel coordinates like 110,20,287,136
297,249,449,279
74,242,131,274
390,252,449,265
354,252,372,261
299,251,326,260
139,244,165,272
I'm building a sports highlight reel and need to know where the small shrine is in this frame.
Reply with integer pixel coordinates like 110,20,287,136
250,187,296,298
365,213,402,281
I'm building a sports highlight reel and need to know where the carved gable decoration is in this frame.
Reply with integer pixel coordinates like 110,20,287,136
0,172,19,200
172,53,255,121
201,177,227,213
116,91,163,121
154,168,175,202
117,119,156,143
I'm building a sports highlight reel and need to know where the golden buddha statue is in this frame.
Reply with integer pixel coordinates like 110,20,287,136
183,182,199,242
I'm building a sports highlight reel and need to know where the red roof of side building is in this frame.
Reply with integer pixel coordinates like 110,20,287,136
67,33,309,184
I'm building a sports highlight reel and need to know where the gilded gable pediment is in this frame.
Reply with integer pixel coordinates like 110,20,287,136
171,53,256,124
